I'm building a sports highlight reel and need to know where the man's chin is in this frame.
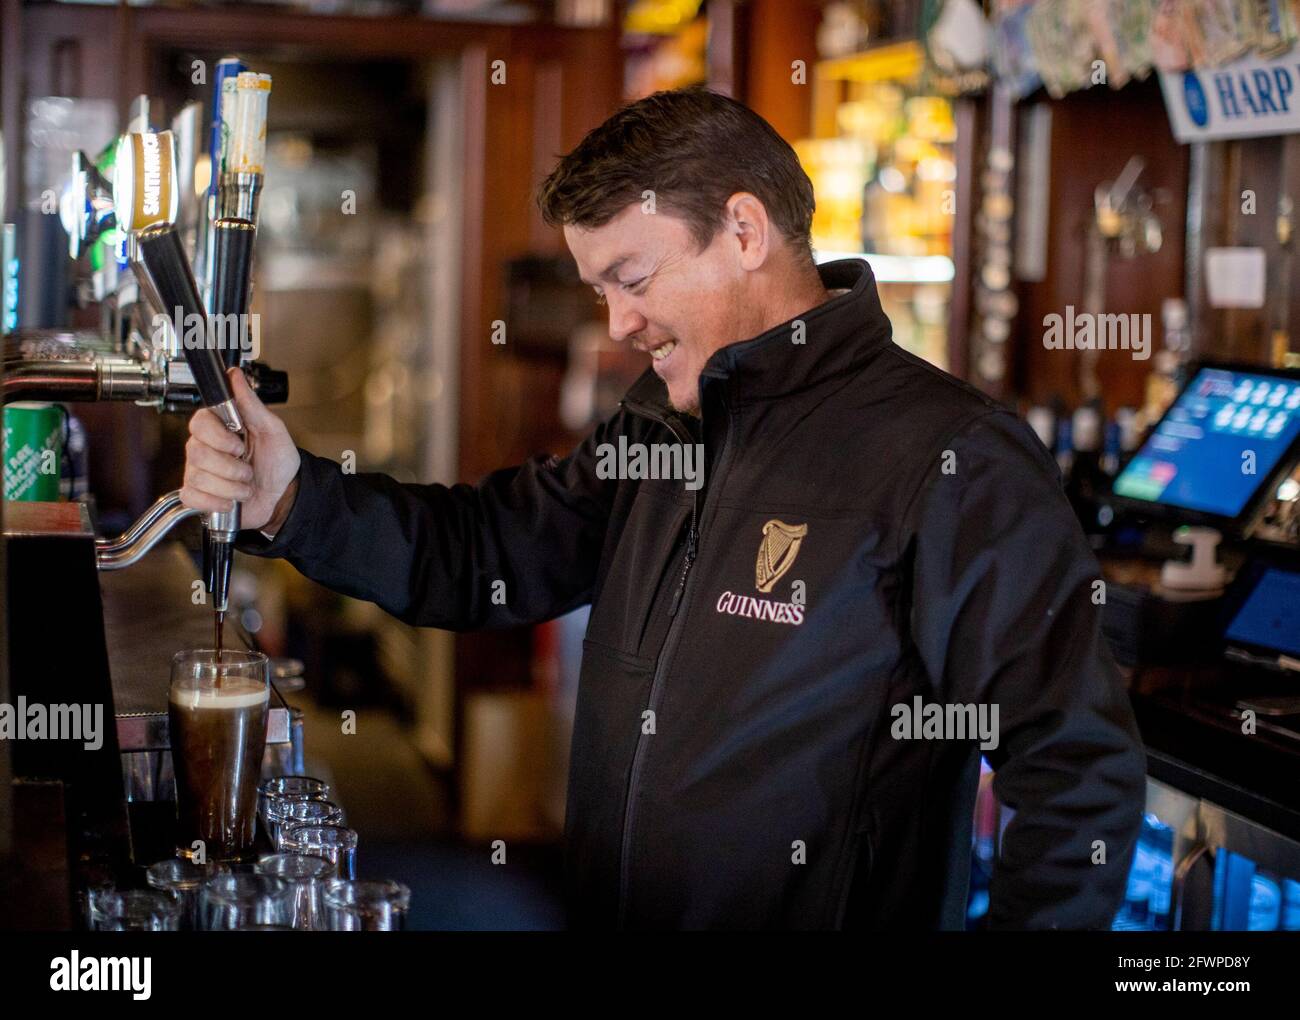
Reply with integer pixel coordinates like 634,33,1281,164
659,363,700,417
667,390,701,419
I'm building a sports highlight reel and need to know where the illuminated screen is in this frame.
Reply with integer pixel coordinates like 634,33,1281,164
1224,568,1300,658
1112,368,1300,518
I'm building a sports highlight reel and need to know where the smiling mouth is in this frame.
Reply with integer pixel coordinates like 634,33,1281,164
649,339,677,362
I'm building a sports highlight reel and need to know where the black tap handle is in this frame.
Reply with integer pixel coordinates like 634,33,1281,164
134,225,232,410
210,217,257,369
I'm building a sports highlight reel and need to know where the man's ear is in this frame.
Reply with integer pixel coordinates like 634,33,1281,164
726,192,771,270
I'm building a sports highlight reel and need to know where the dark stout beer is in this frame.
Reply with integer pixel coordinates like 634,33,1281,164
170,672,268,862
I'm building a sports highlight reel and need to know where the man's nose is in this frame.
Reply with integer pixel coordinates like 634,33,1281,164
606,294,646,345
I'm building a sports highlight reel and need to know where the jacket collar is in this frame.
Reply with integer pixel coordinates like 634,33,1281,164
621,258,892,422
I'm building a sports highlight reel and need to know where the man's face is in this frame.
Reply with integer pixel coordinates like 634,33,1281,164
565,205,763,417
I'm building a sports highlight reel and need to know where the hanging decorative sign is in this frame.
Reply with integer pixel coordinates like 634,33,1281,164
1161,47,1300,141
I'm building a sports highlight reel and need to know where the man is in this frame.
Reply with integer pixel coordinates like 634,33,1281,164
182,87,1146,930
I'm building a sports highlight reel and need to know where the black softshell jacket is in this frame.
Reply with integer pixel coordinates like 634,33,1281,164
240,258,1147,930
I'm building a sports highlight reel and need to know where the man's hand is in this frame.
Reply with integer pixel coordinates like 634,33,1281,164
180,366,301,534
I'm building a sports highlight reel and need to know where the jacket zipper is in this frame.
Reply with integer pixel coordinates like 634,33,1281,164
615,393,727,927
667,497,698,618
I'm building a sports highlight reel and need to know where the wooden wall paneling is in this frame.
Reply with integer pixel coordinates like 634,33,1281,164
1202,132,1300,367
519,21,623,252
131,5,494,60
1218,136,1280,364
1183,140,1210,359
529,58,564,252
517,20,626,459
1187,140,1231,361
706,0,741,98
550,24,622,152
1010,78,1188,415
466,21,622,476
18,4,120,104
451,23,620,695
810,63,842,140
1187,135,1298,366
741,0,820,144
474,30,534,477
1208,138,1241,362
450,38,533,697
453,35,533,698
1284,133,1300,363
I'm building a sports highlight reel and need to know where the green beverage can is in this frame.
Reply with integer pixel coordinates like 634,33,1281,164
3,402,65,501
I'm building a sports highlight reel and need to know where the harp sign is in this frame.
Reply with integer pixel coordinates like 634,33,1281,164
755,519,808,593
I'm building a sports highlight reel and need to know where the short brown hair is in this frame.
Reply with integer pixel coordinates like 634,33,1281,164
537,87,815,257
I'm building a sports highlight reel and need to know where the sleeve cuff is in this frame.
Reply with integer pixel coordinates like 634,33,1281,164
235,449,314,557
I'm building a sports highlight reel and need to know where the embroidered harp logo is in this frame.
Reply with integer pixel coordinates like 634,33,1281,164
755,519,808,593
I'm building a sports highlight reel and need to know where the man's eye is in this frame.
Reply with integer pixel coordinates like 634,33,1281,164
594,279,645,306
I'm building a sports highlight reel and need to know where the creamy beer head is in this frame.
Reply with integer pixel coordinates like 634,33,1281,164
169,674,268,710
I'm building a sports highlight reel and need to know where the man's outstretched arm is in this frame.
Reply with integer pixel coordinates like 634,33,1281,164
182,367,619,630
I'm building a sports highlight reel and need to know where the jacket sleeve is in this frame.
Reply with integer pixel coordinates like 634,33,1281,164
905,409,1146,930
234,410,623,630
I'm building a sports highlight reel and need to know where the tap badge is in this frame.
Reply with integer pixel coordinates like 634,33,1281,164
755,519,807,593
112,131,178,233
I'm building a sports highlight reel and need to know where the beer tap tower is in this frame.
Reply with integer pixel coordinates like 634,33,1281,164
113,127,246,625
2,68,287,923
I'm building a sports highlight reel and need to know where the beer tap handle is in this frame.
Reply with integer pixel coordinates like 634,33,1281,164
59,151,115,261
210,217,256,369
115,128,244,615
114,129,242,432
134,225,239,423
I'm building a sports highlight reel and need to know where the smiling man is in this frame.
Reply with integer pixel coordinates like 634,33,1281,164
182,87,1146,930
550,109,831,417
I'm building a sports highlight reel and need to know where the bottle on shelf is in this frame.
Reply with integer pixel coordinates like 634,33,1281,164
1067,402,1109,533
1101,419,1122,479
1115,405,1141,454
1140,298,1190,432
1025,404,1056,454
1054,414,1075,482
